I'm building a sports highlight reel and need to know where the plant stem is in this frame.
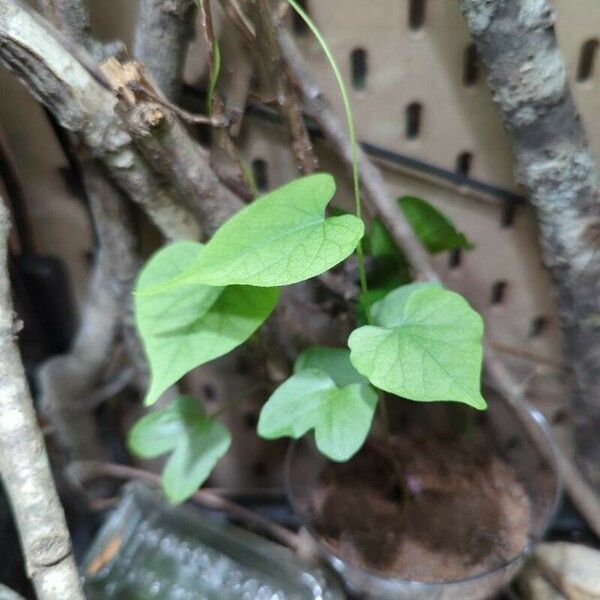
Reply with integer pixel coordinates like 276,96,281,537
287,0,402,494
286,0,368,298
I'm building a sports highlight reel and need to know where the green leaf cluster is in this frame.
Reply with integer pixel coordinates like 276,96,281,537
258,347,377,461
128,396,231,503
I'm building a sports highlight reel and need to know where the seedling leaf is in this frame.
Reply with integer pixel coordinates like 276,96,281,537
135,242,279,405
349,283,486,410
258,369,378,461
128,396,231,503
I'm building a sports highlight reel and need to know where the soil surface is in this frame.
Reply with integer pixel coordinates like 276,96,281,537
310,433,531,582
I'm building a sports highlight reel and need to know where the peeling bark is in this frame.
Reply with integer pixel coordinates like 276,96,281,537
460,0,600,490
133,0,194,100
0,197,83,599
102,58,244,237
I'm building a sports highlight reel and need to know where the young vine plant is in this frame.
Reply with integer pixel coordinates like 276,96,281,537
128,2,486,504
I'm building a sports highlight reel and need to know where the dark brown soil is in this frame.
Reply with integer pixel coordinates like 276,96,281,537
310,433,531,583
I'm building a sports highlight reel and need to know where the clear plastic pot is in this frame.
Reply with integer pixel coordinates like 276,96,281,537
285,397,561,600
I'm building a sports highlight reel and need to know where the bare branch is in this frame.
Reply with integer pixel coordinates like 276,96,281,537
101,58,244,236
133,0,195,100
0,196,83,599
0,0,200,240
38,163,137,461
250,0,317,175
71,460,303,552
460,0,600,492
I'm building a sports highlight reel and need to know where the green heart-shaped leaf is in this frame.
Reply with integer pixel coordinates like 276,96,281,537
179,174,364,287
258,369,378,461
128,396,231,503
135,241,279,405
399,196,474,254
348,283,486,410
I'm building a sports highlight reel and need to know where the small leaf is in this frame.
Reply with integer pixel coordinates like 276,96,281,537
348,283,486,410
399,196,474,254
258,369,378,461
179,174,364,287
135,242,279,405
128,396,231,503
294,346,367,387
367,217,405,261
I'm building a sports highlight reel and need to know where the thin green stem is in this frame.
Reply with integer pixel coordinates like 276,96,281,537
287,0,403,497
287,0,368,299
207,39,221,115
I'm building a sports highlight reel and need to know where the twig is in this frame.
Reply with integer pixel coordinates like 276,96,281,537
129,82,230,127
198,0,253,200
102,58,245,237
82,366,137,409
0,196,84,599
250,0,317,175
133,0,195,100
490,341,567,371
72,460,303,552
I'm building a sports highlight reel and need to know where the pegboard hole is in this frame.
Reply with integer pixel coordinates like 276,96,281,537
463,43,479,86
252,461,268,478
552,408,569,425
500,200,517,228
490,280,507,305
529,316,549,338
252,158,269,192
448,248,462,269
351,48,368,90
202,383,217,403
405,102,422,139
408,0,426,31
244,412,259,430
577,38,599,82
292,0,310,36
456,151,473,177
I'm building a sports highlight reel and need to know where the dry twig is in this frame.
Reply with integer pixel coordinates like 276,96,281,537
72,460,303,552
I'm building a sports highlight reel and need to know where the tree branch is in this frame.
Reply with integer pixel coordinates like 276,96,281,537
133,0,194,100
0,0,200,241
459,0,600,492
101,58,244,237
250,0,317,175
0,196,83,599
38,162,138,461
